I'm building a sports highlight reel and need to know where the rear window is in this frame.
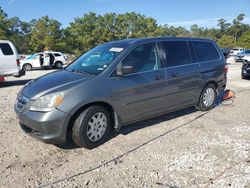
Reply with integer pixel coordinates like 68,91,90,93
54,53,62,57
193,42,220,62
0,43,14,55
163,41,192,67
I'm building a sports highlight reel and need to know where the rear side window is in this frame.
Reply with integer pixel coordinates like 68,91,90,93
163,41,192,67
0,43,14,55
194,42,220,62
54,53,62,57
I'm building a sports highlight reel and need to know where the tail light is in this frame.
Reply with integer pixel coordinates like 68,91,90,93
16,59,20,67
224,65,228,74
0,76,5,82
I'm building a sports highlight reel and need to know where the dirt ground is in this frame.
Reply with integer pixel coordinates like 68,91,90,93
0,57,249,188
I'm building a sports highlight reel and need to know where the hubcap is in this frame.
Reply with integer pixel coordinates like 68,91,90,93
25,65,31,71
57,63,62,68
203,88,215,107
87,112,107,142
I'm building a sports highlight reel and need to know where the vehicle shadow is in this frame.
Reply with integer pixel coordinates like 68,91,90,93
0,79,32,88
118,107,196,136
57,107,197,150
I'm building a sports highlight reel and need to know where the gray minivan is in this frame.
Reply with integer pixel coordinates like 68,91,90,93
15,37,227,149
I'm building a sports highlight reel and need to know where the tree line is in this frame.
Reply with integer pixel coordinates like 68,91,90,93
0,6,250,55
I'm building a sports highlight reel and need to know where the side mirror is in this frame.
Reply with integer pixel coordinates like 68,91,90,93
117,63,134,76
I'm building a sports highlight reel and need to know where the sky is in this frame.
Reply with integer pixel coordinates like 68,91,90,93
0,0,250,29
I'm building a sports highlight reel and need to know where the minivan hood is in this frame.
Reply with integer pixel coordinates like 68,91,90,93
21,70,92,99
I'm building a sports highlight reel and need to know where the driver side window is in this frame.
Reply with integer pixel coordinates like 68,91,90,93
122,42,161,74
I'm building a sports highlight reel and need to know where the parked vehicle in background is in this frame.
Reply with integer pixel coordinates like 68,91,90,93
0,40,25,78
242,61,250,79
235,49,250,62
15,37,227,149
229,48,244,57
221,48,230,59
20,51,66,71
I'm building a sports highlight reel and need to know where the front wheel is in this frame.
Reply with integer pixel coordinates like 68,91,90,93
196,84,217,111
72,106,111,149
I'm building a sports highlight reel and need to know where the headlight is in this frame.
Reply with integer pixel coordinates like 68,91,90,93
30,91,66,112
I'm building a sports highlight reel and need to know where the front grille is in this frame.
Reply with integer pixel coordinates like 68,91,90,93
20,123,40,135
16,93,30,111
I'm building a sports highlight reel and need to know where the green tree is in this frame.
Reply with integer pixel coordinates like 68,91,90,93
30,16,65,52
217,18,230,34
231,13,245,42
237,31,250,48
217,35,236,48
0,7,8,39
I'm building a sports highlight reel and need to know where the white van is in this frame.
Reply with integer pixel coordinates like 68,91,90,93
20,51,66,71
0,40,25,77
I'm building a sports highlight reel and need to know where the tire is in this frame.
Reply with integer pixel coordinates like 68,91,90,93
72,106,111,149
196,84,217,111
23,63,32,71
54,61,63,69
242,64,248,79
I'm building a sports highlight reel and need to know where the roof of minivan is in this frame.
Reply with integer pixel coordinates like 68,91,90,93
105,36,215,46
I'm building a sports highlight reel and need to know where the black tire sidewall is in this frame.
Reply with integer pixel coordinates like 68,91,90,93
242,64,248,79
199,84,217,111
55,62,63,69
72,106,111,149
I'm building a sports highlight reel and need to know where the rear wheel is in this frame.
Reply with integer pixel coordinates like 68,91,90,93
196,84,217,111
23,63,32,71
72,106,111,149
55,61,63,69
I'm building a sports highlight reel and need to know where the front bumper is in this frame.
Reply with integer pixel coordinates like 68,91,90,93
15,100,71,144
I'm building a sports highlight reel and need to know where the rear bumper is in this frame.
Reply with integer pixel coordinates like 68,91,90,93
217,78,227,92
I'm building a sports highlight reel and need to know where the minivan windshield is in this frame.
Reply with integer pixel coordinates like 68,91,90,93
66,44,126,75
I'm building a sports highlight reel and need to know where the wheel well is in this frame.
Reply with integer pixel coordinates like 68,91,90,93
198,81,218,103
55,61,62,64
205,81,218,90
67,102,115,132
23,63,32,68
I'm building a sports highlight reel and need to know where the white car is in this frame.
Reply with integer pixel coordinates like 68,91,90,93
0,40,25,78
20,51,66,71
229,48,245,56
242,55,250,62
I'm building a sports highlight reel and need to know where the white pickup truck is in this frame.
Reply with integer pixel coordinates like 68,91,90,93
0,40,25,81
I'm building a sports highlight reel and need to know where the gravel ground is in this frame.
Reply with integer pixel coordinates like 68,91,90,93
0,58,249,188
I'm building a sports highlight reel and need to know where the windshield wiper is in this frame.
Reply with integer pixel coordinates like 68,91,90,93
66,69,94,76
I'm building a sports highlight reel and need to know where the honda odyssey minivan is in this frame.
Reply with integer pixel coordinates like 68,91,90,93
15,37,227,149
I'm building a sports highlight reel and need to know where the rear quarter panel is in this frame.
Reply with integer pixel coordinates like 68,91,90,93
199,42,226,91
